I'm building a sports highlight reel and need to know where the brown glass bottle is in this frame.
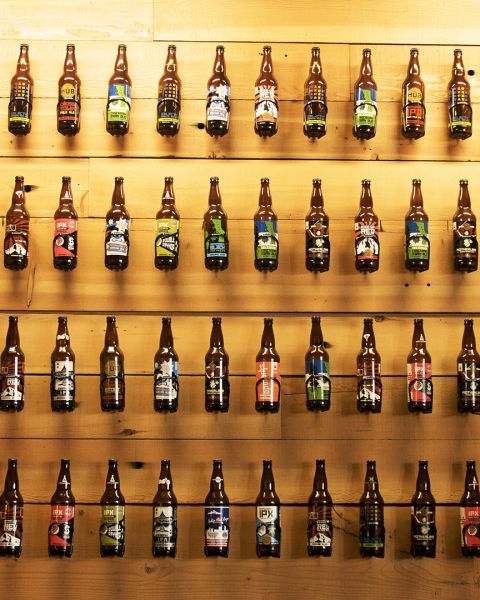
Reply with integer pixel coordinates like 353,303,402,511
4,176,29,271
0,316,24,412
303,47,327,139
51,316,75,413
255,318,280,413
254,46,278,138
205,317,229,413
100,316,125,412
106,45,131,136
307,459,333,556
254,178,279,272
53,176,78,271
256,460,281,558
206,46,230,137
405,179,429,272
357,318,382,413
154,318,179,413
105,177,130,271
205,460,230,557
448,50,472,140
458,319,480,415
359,460,384,558
353,49,377,140
155,177,179,271
305,316,330,412
157,45,181,136
152,460,177,557
57,44,81,136
407,319,433,413
305,179,330,272
411,460,436,558
48,459,75,558
0,459,23,557
355,180,380,273
402,48,426,140
204,177,229,271
99,459,125,557
461,460,480,556
453,180,478,272
8,44,33,136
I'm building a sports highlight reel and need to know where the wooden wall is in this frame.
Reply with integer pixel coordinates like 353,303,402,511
1,1,480,598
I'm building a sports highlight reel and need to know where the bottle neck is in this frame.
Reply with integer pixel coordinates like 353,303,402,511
6,319,19,348
56,461,71,489
64,46,77,72
5,461,19,491
359,183,373,209
12,179,25,206
453,52,465,76
313,462,327,492
310,318,324,347
410,183,423,208
55,318,70,348
59,179,74,207
412,321,426,348
466,463,479,491
261,49,273,74
364,464,379,491
261,463,275,492
114,46,128,73
165,47,177,73
105,320,119,348
408,51,420,76
161,180,175,207
209,462,225,492
210,320,224,348
310,181,324,208
17,46,29,73
213,48,226,73
261,321,275,349
360,52,373,77
361,321,376,348
112,180,125,207
106,462,120,489
158,462,173,491
310,49,322,75
208,181,222,206
416,463,430,492
463,321,476,350
160,320,174,349
259,182,272,208
458,183,471,209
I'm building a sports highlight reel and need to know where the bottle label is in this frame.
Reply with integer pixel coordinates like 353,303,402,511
255,85,278,124
58,83,80,123
52,359,75,402
308,506,332,548
355,222,379,262
458,362,480,405
406,221,429,262
354,87,377,129
305,358,330,402
105,218,129,257
256,360,280,404
205,359,229,400
100,505,125,547
359,504,384,548
4,218,29,259
407,361,433,404
205,506,230,548
449,86,472,129
305,219,329,260
49,504,75,548
256,505,280,546
205,218,228,258
54,218,78,258
101,359,125,402
411,505,435,547
461,506,480,547
158,82,180,125
255,221,279,261
153,506,176,550
154,359,179,402
304,83,327,128
107,84,131,124
454,220,478,260
357,358,382,405
206,84,230,124
0,357,24,403
0,503,23,548
156,219,179,258
403,87,425,127
9,81,32,124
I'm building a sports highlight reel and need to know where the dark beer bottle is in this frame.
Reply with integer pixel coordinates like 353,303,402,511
8,44,33,136
458,319,480,415
0,316,25,412
48,459,75,558
99,459,125,557
152,460,177,557
305,316,330,412
405,179,430,272
357,318,382,413
305,179,330,272
155,176,179,271
303,47,327,139
307,459,333,556
204,460,230,557
254,178,279,272
461,460,480,556
256,318,281,413
106,44,131,136
157,45,181,136
411,460,436,558
205,317,229,413
448,49,472,140
359,460,385,558
355,179,380,273
353,49,377,140
254,46,278,138
53,176,78,271
50,316,75,413
0,459,23,557
4,176,29,271
154,318,179,413
204,177,229,271
57,44,81,136
402,48,426,140
206,46,230,137
105,177,130,271
256,460,281,558
100,316,125,412
407,319,433,414
453,180,478,273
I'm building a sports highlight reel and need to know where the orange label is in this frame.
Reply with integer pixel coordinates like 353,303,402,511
407,87,422,103
256,361,280,403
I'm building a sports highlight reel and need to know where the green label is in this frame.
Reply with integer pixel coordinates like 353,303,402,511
255,220,278,260
100,506,125,547
156,219,179,258
107,84,131,124
406,221,429,261
205,218,227,258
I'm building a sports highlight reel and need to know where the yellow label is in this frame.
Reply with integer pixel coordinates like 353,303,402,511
61,83,76,99
407,87,422,103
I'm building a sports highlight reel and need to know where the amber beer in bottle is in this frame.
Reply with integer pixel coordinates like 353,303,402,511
105,177,130,271
411,460,436,558
154,318,179,413
8,44,33,136
461,460,480,556
206,46,230,137
254,178,279,272
453,180,478,272
303,47,327,139
205,317,229,413
0,316,24,412
106,44,131,136
357,318,382,413
305,179,330,272
402,48,426,139
359,460,384,558
51,316,75,412
307,459,333,556
48,459,75,557
4,176,29,271
256,460,281,558
152,460,177,557
99,459,125,557
204,177,229,271
157,45,181,136
407,319,433,413
448,49,472,140
100,316,125,412
353,49,377,140
155,177,179,271
254,46,278,137
458,319,480,414
405,179,430,272
0,459,23,557
57,44,81,136
256,318,280,413
305,316,330,412
355,180,380,273
53,176,78,271
204,460,230,557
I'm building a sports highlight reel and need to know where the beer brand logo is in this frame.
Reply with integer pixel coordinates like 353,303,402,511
407,87,422,103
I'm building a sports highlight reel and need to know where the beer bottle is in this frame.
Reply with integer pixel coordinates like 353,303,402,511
154,317,179,413
99,459,125,557
407,318,433,413
105,177,130,271
205,317,229,413
359,460,385,558
53,176,78,271
0,316,24,412
402,48,426,140
303,47,327,139
305,179,330,272
57,44,81,136
405,179,430,272
254,178,279,272
204,460,230,557
357,318,382,413
4,176,29,271
254,46,278,138
0,459,23,557
448,49,472,140
50,316,75,413
305,316,330,412
100,316,125,412
256,460,281,558
157,45,181,137
206,46,230,137
152,460,177,557
8,44,33,136
256,318,281,413
458,319,480,415
106,44,131,136
307,459,333,557
453,180,478,273
355,179,380,273
353,49,377,140
155,176,179,271
411,460,436,558
204,177,229,271
48,459,75,557
461,460,480,556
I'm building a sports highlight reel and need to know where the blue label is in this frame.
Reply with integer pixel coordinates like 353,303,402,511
107,84,131,123
205,506,229,548
305,359,330,402
355,88,377,104
407,221,429,235
256,505,280,546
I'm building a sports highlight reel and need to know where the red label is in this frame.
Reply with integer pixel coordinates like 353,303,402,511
49,504,75,548
54,218,78,258
407,361,432,404
256,361,280,403
355,222,379,262
461,507,480,547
